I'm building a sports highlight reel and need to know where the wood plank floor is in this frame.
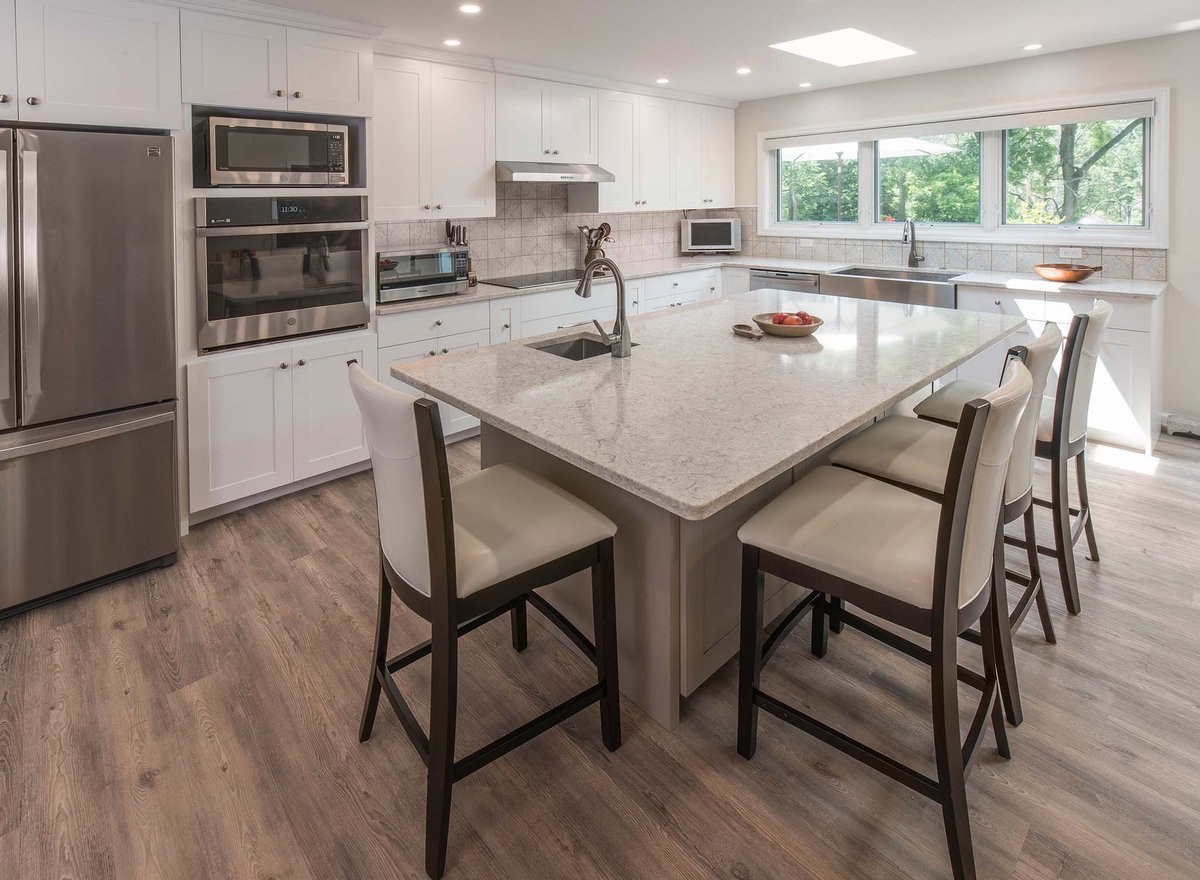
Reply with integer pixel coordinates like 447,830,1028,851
2,435,1199,879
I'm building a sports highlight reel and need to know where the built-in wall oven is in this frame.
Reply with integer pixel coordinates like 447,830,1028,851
195,196,370,352
199,116,350,186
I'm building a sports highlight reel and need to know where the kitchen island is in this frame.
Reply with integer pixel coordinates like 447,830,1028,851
393,290,1024,728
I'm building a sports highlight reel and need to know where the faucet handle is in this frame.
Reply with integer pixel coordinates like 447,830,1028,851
591,319,616,346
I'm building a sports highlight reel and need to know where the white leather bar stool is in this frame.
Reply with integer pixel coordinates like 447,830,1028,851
915,300,1112,615
829,324,1063,726
348,364,622,880
737,360,1032,880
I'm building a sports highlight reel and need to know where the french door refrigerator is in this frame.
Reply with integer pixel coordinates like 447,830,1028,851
0,128,179,617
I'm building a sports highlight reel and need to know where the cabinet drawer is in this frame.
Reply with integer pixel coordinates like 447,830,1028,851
521,306,612,338
377,301,490,347
1044,293,1149,333
646,270,713,300
520,281,616,322
957,286,1045,322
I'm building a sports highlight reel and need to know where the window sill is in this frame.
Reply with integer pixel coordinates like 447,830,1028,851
757,221,1165,249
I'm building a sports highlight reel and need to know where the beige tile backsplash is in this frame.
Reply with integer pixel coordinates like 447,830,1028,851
374,187,1167,282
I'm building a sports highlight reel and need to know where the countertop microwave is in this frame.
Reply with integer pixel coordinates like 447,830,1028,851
199,116,350,186
681,218,741,253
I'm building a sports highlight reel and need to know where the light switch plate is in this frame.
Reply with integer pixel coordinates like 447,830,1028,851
1058,246,1083,259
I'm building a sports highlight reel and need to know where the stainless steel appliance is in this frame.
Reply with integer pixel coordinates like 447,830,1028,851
749,269,820,293
1,128,178,617
823,266,957,309
681,218,741,253
196,196,370,351
483,269,605,291
200,116,350,186
377,246,469,305
495,161,615,183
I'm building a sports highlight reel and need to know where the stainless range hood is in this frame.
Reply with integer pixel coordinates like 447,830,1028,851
495,160,615,183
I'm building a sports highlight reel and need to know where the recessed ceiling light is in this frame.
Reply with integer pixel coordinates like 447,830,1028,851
798,82,813,88
1023,43,1043,51
458,3,481,12
443,38,462,46
736,67,752,75
770,28,915,67
656,78,670,84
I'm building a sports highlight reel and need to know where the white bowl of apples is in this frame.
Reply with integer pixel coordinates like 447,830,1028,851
753,310,823,337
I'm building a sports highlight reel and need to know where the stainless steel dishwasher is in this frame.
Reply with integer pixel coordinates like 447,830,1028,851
749,269,821,293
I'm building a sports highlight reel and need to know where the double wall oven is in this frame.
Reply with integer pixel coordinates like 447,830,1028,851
196,195,370,352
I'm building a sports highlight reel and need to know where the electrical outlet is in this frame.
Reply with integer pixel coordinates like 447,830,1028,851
1058,246,1083,259
797,238,814,247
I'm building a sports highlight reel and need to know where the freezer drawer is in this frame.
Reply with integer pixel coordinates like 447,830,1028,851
0,404,178,616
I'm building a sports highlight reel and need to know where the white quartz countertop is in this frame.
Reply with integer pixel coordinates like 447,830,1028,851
392,290,1025,520
375,257,1163,316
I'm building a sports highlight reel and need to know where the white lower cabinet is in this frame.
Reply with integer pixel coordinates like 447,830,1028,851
186,332,376,513
643,269,719,311
721,267,750,296
378,329,489,437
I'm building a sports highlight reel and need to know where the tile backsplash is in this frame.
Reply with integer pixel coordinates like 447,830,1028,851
373,187,1168,283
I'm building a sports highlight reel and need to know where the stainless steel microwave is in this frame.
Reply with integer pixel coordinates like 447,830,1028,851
681,218,741,253
378,247,470,304
202,116,350,186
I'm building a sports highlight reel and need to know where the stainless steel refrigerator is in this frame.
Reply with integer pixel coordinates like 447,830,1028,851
1,128,179,616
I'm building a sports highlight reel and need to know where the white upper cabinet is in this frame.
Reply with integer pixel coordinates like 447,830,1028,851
180,11,288,112
0,0,16,121
374,58,494,221
636,95,674,211
596,90,676,212
374,56,431,221
701,104,735,207
597,89,637,212
496,74,598,164
15,0,181,129
286,27,373,117
674,101,704,209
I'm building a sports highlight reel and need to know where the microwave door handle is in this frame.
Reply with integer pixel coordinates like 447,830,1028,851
19,143,42,398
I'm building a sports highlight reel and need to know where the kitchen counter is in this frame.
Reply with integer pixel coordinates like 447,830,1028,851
375,257,1164,316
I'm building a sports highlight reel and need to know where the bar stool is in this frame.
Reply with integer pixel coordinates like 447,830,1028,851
348,364,622,880
914,300,1112,615
829,323,1063,725
737,360,1032,880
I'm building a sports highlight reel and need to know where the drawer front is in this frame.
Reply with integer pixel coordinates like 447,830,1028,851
521,305,612,338
957,286,1046,322
520,281,616,322
1043,292,1150,333
643,288,703,313
378,301,490,347
646,270,710,300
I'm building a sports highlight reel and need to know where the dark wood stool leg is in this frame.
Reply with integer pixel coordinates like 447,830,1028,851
1075,449,1101,562
990,527,1023,726
810,593,828,658
932,626,977,880
359,560,391,743
510,595,529,652
1023,507,1056,644
828,596,844,634
1051,452,1082,614
425,619,459,880
737,546,765,760
979,590,1011,760
591,538,622,752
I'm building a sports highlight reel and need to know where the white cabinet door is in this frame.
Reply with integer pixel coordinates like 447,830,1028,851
429,63,494,219
702,105,735,207
955,287,1043,385
490,297,521,344
0,0,16,121
496,73,549,161
291,334,377,481
722,267,750,296
378,338,434,397
374,57,431,221
180,11,287,111
1081,328,1152,451
285,27,372,116
187,348,293,513
674,101,704,210
636,95,674,211
434,328,489,436
597,89,637,212
16,0,181,129
549,81,598,164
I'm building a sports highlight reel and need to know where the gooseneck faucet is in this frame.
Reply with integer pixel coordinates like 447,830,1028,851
901,219,924,269
574,257,633,358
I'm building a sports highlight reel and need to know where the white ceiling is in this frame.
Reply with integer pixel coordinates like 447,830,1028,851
268,0,1200,101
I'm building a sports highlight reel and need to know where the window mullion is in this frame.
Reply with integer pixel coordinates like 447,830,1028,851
980,130,1002,232
859,141,875,231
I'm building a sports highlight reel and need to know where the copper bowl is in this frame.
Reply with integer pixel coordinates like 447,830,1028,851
1033,263,1102,283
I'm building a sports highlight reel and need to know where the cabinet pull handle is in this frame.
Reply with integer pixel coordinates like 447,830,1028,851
293,91,302,98
297,359,306,366
280,362,288,369
275,89,285,98
26,97,40,106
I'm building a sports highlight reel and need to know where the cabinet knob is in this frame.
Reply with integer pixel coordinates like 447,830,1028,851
26,96,40,106
0,94,8,104
632,300,638,306
441,347,449,354
274,89,285,98
544,149,551,155
435,204,442,210
293,91,302,98
434,319,443,326
994,300,1002,307
280,362,288,370
429,350,436,357
423,204,431,210
552,149,559,155
297,359,306,366
502,322,510,330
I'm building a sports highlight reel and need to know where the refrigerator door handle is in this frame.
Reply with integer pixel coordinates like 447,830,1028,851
0,141,10,405
19,145,42,398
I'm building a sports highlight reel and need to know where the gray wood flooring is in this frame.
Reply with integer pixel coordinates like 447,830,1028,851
2,436,1199,879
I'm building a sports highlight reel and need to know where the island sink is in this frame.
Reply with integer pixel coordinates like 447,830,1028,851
530,334,638,361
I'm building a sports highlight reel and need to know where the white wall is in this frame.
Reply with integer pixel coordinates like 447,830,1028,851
735,30,1200,421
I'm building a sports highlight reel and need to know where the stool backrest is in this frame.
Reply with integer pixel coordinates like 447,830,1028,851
1058,300,1113,445
937,358,1032,615
1005,322,1062,504
348,364,454,598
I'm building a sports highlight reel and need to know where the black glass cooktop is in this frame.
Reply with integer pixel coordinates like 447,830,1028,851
482,269,586,290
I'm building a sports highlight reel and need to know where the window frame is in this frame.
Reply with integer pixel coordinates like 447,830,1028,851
773,141,866,225
756,88,1169,247
873,132,984,227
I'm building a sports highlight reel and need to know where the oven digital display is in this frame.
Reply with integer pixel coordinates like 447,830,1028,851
274,200,307,222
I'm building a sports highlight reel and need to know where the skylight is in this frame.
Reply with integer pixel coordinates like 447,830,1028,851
770,28,915,67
